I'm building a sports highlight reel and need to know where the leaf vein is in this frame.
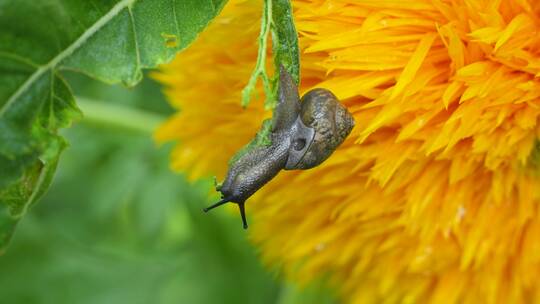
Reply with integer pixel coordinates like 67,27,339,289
0,51,39,68
127,5,141,72
0,0,136,117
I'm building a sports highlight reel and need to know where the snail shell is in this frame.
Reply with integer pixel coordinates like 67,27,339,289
204,66,355,229
286,88,355,169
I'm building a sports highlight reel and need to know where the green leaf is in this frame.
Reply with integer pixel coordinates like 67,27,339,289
241,0,300,109
0,0,228,252
0,139,63,251
271,0,300,85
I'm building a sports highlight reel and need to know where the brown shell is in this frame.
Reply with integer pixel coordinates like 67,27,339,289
293,88,355,169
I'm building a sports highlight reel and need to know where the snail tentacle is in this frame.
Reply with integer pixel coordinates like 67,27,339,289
203,198,230,212
238,202,248,229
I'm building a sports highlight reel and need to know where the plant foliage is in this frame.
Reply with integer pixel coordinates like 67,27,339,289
0,0,227,250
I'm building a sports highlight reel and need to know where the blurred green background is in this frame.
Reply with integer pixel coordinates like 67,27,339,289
0,73,337,304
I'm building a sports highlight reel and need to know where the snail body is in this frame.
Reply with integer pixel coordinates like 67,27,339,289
219,132,289,205
204,66,355,229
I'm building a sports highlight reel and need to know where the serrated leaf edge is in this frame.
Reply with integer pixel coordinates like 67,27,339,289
16,163,48,219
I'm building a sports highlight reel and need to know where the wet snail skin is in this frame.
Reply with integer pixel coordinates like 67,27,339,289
204,66,355,229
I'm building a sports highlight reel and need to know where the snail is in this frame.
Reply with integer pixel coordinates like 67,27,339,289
204,66,355,229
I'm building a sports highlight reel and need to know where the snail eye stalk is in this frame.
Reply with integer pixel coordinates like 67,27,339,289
203,198,249,230
203,198,230,212
238,202,248,229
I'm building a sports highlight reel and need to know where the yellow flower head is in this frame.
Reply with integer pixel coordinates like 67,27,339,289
155,0,540,303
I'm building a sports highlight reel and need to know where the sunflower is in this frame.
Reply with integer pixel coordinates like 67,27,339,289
154,0,540,303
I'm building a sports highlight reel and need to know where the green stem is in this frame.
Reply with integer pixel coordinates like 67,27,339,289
75,96,165,134
241,0,273,108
